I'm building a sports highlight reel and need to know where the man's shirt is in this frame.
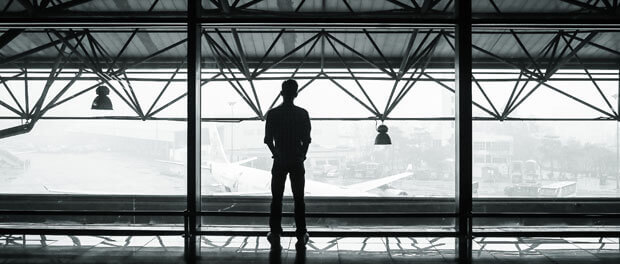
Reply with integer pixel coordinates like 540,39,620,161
264,104,311,160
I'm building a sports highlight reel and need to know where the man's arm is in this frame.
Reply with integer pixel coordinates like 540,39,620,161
264,112,277,158
300,110,311,159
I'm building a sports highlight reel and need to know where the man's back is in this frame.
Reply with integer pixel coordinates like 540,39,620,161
264,104,311,161
265,79,311,249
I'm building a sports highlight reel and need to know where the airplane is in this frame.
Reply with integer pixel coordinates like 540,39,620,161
159,124,414,197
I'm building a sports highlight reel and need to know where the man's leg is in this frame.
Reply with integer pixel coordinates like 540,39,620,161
270,160,287,235
289,161,307,237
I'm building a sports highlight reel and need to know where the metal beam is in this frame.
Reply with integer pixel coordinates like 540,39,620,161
51,30,140,116
230,28,263,117
236,0,265,9
323,72,380,117
385,0,414,10
206,35,262,117
186,0,201,261
2,0,15,13
501,32,601,117
398,29,421,79
39,69,82,117
250,29,285,77
45,0,95,12
324,36,381,116
0,31,85,66
559,0,607,12
325,32,396,79
455,1,472,263
1,75,25,114
0,29,23,50
363,29,396,77
146,59,186,117
253,32,321,78
561,34,618,117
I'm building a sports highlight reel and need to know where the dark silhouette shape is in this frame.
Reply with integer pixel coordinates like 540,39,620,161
91,85,113,110
269,247,281,264
374,124,391,145
294,246,307,264
264,79,311,249
269,246,306,264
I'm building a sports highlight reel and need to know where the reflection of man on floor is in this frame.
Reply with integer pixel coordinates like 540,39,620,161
264,79,311,249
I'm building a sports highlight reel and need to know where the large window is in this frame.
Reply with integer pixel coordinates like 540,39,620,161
470,29,620,233
0,28,187,227
471,30,620,198
198,27,457,231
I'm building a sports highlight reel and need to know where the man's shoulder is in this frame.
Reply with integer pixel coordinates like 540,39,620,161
293,106,308,115
268,105,307,114
266,107,282,117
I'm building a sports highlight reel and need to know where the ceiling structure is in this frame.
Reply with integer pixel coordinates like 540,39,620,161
0,0,620,69
2,2,620,263
0,0,620,132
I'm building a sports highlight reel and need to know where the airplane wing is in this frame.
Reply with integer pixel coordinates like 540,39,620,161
208,191,270,196
156,159,184,166
344,172,413,192
155,160,211,170
42,185,122,195
232,157,257,165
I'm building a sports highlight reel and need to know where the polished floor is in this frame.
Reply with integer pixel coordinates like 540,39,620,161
1,234,619,263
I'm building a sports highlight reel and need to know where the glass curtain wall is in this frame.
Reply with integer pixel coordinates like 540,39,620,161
471,28,620,230
199,27,457,231
0,27,188,227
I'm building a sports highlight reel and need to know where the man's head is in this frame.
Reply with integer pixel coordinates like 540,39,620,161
281,79,298,98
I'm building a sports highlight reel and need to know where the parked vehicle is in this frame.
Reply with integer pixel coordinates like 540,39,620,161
538,181,577,197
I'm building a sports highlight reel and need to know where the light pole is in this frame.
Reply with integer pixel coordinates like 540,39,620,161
228,101,236,162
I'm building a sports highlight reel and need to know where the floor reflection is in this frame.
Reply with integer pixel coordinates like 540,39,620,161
1,234,619,263
268,247,306,264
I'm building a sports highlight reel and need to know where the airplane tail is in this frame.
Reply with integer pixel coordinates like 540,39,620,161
0,148,27,169
205,124,229,164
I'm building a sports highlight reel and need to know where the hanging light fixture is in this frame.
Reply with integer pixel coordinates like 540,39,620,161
91,85,113,110
374,124,391,145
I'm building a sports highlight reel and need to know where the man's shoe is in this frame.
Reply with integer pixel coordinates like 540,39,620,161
295,232,309,249
267,232,281,249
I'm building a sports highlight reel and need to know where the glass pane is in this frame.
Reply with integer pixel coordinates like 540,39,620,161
473,121,620,198
0,27,186,227
471,28,620,232
201,121,454,197
199,26,456,231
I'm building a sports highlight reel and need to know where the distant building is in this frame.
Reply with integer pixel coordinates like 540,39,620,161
473,133,513,181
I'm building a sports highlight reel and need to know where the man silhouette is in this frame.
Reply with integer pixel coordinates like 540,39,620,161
264,79,311,249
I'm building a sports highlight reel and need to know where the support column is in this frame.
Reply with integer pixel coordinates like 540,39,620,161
616,67,619,191
186,0,202,261
455,0,473,263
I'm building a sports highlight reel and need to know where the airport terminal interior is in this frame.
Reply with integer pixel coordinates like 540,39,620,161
1,0,620,263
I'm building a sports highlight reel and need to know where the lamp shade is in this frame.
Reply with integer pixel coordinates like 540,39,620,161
374,124,391,145
91,86,113,110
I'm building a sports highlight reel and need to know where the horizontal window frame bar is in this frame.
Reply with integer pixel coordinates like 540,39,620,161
2,228,617,238
0,228,184,236
200,212,456,217
197,230,458,237
472,213,620,218
0,210,186,216
473,231,620,237
4,211,620,219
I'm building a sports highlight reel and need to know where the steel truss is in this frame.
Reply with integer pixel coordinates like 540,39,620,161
3,28,619,124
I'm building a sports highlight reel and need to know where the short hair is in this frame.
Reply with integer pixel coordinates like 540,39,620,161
281,79,298,96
